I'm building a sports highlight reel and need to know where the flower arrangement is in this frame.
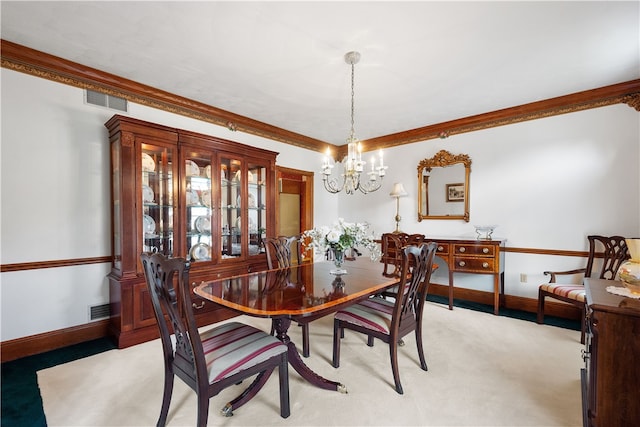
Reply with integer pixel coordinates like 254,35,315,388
302,218,381,261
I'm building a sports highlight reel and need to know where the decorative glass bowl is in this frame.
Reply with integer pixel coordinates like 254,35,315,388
474,225,497,240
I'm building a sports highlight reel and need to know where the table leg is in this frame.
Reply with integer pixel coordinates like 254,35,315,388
493,273,500,315
272,318,347,393
448,269,454,310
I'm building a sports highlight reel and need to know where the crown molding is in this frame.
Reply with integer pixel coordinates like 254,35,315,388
2,39,638,158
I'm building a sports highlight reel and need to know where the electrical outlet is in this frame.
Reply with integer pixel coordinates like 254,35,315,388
520,273,528,283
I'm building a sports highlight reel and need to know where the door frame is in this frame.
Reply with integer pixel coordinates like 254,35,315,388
275,166,314,238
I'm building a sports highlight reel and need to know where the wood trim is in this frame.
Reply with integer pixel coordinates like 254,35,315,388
503,246,587,257
0,39,328,153
2,39,639,157
362,80,640,150
0,256,112,273
1,319,110,363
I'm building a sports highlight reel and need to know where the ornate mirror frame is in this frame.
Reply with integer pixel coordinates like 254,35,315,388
417,150,471,222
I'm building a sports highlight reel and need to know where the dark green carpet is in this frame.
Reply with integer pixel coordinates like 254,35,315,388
426,294,581,331
1,337,116,427
0,299,577,427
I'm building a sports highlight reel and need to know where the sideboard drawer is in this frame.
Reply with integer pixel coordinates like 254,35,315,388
453,256,496,273
434,242,449,256
452,243,495,257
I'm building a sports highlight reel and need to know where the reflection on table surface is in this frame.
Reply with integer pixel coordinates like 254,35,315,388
195,256,398,319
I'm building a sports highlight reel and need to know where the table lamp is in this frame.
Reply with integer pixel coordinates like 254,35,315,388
389,182,408,233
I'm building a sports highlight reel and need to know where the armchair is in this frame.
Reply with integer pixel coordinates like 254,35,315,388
536,235,629,343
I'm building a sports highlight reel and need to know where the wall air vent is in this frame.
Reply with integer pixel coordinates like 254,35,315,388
85,89,128,112
89,303,111,321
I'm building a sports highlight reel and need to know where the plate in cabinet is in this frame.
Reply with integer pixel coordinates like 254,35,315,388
201,189,212,207
194,216,211,233
142,185,154,203
143,214,156,235
190,242,211,261
186,160,200,177
142,153,155,172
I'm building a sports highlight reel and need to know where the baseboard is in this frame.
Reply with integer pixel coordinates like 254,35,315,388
1,319,110,363
428,283,582,320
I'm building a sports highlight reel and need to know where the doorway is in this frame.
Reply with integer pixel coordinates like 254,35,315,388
276,166,314,260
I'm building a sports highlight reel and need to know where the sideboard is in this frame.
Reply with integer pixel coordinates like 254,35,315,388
381,233,506,314
582,278,640,427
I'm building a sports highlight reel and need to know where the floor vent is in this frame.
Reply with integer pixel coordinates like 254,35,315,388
89,303,111,321
85,89,128,112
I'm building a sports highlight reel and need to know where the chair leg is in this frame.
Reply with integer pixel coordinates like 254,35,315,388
222,368,275,416
196,390,210,427
332,319,341,368
536,290,545,324
415,323,428,371
301,323,310,358
158,369,174,427
389,339,403,395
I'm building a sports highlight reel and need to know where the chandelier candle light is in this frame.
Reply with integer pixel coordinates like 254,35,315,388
322,51,387,195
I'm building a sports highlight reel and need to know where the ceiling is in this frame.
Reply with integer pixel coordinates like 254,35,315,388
1,1,638,146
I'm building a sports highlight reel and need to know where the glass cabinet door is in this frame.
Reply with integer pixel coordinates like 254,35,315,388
141,144,174,258
248,161,267,256
220,157,242,259
184,153,213,262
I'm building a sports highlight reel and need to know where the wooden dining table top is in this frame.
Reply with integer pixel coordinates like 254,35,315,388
194,256,400,320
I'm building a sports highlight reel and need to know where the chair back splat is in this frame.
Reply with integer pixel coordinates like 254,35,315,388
264,235,302,269
141,253,290,426
332,242,438,394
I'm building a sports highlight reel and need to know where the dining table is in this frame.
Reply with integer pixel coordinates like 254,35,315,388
194,256,401,394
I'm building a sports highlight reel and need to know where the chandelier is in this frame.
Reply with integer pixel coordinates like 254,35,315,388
322,51,387,195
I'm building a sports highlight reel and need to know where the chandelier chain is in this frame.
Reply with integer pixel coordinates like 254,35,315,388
350,60,356,142
321,51,387,195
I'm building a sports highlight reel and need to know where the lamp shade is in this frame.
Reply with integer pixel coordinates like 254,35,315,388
389,182,408,198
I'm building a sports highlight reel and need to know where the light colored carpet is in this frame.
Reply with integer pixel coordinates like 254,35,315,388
38,302,583,426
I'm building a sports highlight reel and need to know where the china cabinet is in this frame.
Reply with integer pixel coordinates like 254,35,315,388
106,115,277,348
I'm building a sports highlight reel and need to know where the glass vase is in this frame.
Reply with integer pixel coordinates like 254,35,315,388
330,247,347,275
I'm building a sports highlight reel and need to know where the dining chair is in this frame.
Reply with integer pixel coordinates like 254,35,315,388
140,252,290,427
536,235,629,343
332,242,438,394
381,233,426,278
264,235,315,357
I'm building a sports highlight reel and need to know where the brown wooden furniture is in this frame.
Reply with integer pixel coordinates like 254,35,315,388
582,278,640,427
194,257,401,394
381,233,506,314
140,253,289,425
332,243,438,394
106,115,277,348
537,235,629,344
264,235,313,358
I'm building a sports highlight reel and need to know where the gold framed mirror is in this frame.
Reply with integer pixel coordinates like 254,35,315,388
417,150,471,222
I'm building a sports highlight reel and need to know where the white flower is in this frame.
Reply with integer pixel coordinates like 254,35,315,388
302,218,381,260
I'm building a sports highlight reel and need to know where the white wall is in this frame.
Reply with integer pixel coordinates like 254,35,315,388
339,104,640,295
1,67,639,341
